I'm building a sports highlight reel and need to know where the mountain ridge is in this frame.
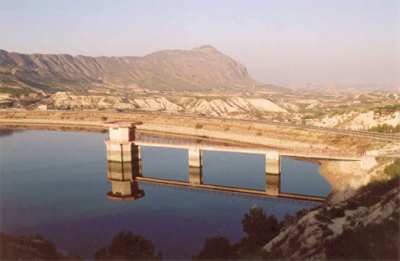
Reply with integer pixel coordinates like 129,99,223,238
0,46,256,93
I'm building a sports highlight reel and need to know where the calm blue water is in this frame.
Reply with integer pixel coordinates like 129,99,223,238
0,130,332,260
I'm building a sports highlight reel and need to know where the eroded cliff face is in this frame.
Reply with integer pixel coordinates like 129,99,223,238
312,110,400,130
41,92,287,117
0,45,254,92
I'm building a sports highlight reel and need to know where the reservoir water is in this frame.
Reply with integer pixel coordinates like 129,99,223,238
0,130,332,259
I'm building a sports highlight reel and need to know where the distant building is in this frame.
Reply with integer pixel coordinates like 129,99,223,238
353,101,361,104
38,104,47,110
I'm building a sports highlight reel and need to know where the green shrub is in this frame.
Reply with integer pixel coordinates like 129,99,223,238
94,231,162,260
318,223,329,231
369,123,400,134
357,176,399,207
328,111,338,118
195,123,203,129
295,209,308,219
297,224,305,234
378,104,400,110
193,236,236,260
384,163,400,178
330,207,345,218
345,200,359,210
100,116,108,121
394,158,400,166
241,206,280,253
0,233,61,260
0,87,35,96
315,212,331,223
322,229,334,237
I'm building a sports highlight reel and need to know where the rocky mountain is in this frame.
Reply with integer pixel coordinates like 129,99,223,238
0,45,255,93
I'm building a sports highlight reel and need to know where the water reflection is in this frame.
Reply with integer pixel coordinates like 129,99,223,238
106,161,145,201
0,129,25,136
189,167,203,186
105,145,324,205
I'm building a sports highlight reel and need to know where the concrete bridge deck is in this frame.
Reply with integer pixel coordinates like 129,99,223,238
132,139,363,161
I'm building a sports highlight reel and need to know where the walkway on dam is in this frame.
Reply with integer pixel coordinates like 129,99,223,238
133,136,364,161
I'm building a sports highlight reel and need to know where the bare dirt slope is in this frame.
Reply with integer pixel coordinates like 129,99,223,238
42,92,288,116
313,110,400,130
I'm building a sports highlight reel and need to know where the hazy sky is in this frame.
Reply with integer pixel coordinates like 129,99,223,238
1,0,399,88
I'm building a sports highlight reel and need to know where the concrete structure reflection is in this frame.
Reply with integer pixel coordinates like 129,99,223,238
105,121,145,201
106,161,145,201
189,167,203,186
104,121,325,203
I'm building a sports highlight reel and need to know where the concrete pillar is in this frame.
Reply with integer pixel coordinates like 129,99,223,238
107,180,145,201
132,159,142,177
107,160,142,181
189,167,203,186
105,143,141,162
111,180,135,196
132,145,141,161
107,159,144,201
266,174,280,196
265,151,280,196
189,148,203,168
265,151,280,175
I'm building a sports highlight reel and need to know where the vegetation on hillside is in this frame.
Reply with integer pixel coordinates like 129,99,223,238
193,236,237,260
322,104,400,122
377,104,400,111
0,233,80,260
194,205,280,260
384,158,400,178
0,87,36,96
94,231,162,260
325,212,399,260
369,123,400,134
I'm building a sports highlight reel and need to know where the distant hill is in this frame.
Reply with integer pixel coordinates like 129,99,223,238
0,45,258,93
